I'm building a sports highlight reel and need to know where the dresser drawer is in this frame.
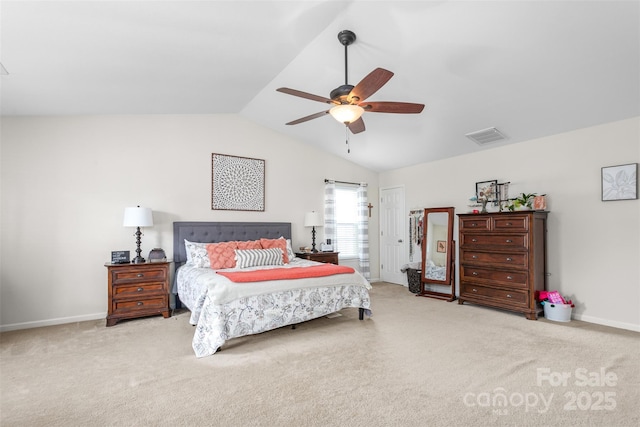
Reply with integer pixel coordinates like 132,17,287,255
460,282,528,306
111,267,167,284
460,250,528,268
113,282,166,299
113,296,168,313
461,266,528,289
459,216,491,231
493,215,529,231
460,233,528,250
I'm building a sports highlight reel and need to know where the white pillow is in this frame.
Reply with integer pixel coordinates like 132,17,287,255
282,237,296,262
184,239,210,268
235,248,284,269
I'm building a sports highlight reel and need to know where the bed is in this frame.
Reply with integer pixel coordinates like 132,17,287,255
172,221,372,357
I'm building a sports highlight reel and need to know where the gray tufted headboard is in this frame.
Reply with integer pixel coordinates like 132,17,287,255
173,221,292,270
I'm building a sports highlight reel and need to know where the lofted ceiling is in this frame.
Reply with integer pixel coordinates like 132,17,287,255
1,1,638,172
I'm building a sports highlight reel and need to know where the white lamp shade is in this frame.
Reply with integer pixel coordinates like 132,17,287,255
304,211,323,227
123,206,154,227
329,104,364,124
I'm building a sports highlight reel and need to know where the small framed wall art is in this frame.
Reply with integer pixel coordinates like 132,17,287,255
601,163,637,201
212,153,265,211
475,180,498,202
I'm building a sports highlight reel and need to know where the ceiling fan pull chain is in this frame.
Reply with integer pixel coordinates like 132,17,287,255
345,126,350,153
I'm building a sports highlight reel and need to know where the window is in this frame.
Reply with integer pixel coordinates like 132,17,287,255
335,185,359,258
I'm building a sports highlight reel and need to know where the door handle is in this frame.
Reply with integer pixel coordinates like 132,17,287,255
398,239,403,243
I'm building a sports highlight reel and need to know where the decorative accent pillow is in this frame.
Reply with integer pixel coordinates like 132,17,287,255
206,241,239,269
235,248,284,269
283,237,296,261
260,238,289,263
184,240,210,268
236,239,262,250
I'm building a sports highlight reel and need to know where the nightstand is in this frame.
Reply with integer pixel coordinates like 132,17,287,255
105,261,171,327
295,251,339,265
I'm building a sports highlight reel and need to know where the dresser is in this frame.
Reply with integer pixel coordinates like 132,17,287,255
457,211,548,320
105,261,171,326
295,251,339,265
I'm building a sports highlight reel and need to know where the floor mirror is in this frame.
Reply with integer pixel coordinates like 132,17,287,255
420,207,456,301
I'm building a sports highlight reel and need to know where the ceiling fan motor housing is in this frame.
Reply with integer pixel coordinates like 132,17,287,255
330,84,355,103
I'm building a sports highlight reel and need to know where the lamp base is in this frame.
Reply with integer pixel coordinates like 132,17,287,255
131,256,146,264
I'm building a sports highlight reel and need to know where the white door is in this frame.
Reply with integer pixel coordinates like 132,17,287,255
380,186,406,284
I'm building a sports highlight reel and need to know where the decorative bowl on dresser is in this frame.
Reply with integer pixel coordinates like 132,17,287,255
457,211,548,320
104,261,171,326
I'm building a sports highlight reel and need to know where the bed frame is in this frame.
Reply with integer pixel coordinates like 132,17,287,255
172,221,365,319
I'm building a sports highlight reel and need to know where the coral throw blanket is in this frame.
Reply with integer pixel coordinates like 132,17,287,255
217,264,355,283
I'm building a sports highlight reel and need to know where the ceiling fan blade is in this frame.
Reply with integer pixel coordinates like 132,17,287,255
360,101,425,114
348,68,394,103
347,117,366,134
285,110,330,125
276,87,336,104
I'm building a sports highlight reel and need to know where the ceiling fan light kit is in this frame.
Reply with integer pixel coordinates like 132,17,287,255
329,104,364,124
276,29,425,143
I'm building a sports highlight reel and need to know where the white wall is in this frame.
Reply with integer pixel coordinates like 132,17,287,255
380,117,640,331
0,115,379,330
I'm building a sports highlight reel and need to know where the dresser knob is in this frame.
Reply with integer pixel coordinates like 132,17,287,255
137,273,144,277
137,302,143,306
507,276,513,280
506,257,513,261
472,288,477,292
506,294,512,298
505,239,513,243
506,222,512,226
472,238,478,242
471,223,477,227
472,255,478,259
137,287,143,292
472,272,478,276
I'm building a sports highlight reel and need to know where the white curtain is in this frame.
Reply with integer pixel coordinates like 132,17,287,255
357,183,370,279
324,180,336,247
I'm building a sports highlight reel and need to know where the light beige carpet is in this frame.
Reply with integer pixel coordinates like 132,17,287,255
1,282,639,426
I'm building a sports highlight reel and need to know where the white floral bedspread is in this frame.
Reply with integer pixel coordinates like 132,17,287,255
176,259,372,357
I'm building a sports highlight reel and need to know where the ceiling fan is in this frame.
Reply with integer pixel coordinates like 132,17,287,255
276,30,425,135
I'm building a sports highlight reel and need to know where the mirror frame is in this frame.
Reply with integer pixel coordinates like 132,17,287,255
419,207,456,301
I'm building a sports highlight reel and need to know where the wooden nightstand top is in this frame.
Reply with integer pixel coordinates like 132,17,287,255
295,251,339,265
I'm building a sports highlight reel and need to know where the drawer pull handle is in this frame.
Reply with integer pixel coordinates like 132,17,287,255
472,238,478,242
137,287,144,292
137,302,143,306
472,288,477,292
471,223,477,227
506,276,513,280
506,222,512,226
472,272,478,276
472,255,478,259
506,257,513,261
505,239,513,243
506,294,512,298
137,273,144,278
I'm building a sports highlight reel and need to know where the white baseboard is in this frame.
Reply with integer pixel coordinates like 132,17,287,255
0,312,107,332
572,313,640,333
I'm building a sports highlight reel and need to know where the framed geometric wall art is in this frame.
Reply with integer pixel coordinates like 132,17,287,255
601,163,637,201
212,153,265,211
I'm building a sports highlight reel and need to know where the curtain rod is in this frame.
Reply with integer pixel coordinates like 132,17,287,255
324,179,367,186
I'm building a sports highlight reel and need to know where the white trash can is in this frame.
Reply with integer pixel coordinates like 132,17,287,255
543,303,572,322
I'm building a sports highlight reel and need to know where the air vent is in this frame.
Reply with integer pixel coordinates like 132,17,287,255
465,127,507,145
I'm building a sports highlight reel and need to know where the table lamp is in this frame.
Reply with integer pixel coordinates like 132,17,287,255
123,206,154,263
304,211,323,253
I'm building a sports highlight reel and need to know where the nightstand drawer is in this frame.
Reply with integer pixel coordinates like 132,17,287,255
113,282,166,299
113,296,168,312
112,267,166,284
